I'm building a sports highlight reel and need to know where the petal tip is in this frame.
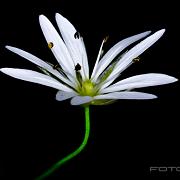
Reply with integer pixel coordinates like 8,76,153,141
39,14,44,18
55,13,60,17
39,15,47,22
171,77,178,83
146,30,152,35
160,28,166,32
151,95,158,99
5,45,10,50
55,12,65,21
0,68,11,74
164,74,178,83
157,29,166,36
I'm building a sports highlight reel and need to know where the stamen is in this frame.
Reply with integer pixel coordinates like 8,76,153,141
91,36,109,79
104,35,109,43
74,32,80,39
133,57,140,63
75,63,81,71
53,64,60,70
48,42,54,49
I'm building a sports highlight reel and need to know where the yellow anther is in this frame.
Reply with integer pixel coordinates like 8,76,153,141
133,57,140,62
48,42,54,49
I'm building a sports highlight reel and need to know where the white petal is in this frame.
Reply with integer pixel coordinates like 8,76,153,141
80,37,89,79
56,91,77,101
94,91,157,100
70,96,93,105
101,73,178,93
5,45,74,88
92,31,151,81
39,15,75,78
106,29,165,82
55,13,89,79
0,68,73,92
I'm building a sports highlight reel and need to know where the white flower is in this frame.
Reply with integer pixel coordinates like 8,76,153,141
1,13,177,105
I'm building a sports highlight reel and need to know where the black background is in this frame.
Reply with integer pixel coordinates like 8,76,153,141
0,0,179,179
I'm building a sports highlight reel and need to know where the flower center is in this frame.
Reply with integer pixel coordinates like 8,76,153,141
77,80,97,96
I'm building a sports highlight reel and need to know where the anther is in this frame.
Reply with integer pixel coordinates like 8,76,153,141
74,32,80,39
75,63,81,71
48,42,54,49
133,57,140,63
53,64,60,70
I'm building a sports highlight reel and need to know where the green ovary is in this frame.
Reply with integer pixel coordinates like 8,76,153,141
76,79,116,105
77,80,98,96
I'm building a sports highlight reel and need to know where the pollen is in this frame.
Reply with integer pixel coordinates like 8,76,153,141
48,42,54,49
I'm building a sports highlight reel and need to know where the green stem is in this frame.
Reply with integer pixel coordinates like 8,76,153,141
35,106,90,180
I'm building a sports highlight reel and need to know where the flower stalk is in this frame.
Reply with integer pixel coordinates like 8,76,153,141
35,106,90,180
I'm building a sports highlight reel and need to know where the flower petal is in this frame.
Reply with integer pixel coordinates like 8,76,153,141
5,45,75,88
94,91,157,100
0,68,73,92
39,15,75,78
92,30,151,81
105,29,165,82
55,13,89,79
80,37,89,79
101,73,178,93
56,91,77,101
71,96,93,105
